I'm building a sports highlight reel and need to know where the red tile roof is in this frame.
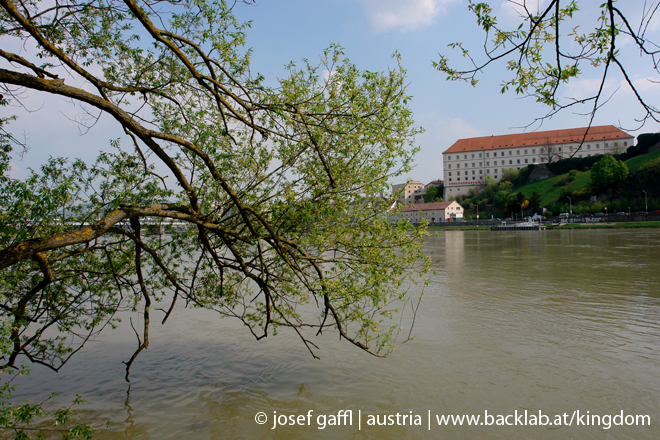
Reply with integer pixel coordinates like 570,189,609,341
402,201,458,212
443,125,631,154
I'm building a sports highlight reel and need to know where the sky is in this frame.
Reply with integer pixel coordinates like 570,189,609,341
5,0,660,185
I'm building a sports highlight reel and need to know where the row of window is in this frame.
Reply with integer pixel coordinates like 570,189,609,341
448,175,498,182
447,149,540,161
448,157,539,169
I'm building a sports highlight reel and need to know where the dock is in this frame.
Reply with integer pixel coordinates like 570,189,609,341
491,221,546,231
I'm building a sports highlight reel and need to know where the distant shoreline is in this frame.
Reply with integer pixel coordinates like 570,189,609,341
427,221,660,231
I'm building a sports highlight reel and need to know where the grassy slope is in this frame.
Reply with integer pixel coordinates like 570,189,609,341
625,147,660,171
515,149,660,205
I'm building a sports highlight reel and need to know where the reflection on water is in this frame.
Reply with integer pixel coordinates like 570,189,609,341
8,230,660,439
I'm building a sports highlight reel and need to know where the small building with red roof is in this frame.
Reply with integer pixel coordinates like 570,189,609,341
389,200,463,224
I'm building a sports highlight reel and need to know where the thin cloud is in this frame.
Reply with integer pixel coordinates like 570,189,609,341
360,0,459,33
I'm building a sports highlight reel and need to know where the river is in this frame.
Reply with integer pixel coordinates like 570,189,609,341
9,229,660,439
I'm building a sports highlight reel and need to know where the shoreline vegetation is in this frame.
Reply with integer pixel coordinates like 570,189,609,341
427,222,660,231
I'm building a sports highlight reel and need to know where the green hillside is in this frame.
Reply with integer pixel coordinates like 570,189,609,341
516,149,660,206
625,147,660,171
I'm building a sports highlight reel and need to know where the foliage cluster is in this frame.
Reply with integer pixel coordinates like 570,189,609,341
434,1,660,127
590,155,629,192
423,186,443,203
0,322,96,439
0,0,430,389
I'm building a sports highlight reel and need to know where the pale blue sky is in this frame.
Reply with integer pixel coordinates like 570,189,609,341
6,0,660,185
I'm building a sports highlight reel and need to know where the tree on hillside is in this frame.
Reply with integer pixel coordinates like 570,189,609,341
424,186,442,203
501,168,519,183
0,0,429,381
540,145,562,163
530,192,541,212
493,181,516,214
435,1,660,130
609,141,626,155
590,154,629,192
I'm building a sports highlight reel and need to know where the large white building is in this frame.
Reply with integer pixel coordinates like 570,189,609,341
442,125,634,198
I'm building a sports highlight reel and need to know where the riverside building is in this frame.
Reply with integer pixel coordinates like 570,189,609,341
442,125,634,198
389,200,463,224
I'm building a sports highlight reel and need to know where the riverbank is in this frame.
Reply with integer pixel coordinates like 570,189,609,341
427,221,660,231
427,225,491,231
547,221,660,229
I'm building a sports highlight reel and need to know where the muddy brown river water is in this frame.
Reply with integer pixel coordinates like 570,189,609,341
10,229,660,439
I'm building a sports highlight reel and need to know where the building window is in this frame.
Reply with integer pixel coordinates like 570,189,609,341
517,159,521,164
524,149,528,154
479,162,482,166
486,153,490,157
509,160,513,164
479,170,482,174
517,150,520,155
464,155,467,159
472,170,476,175
624,141,628,146
587,145,591,149
479,153,482,158
457,164,460,168
471,154,475,159
447,156,450,161
495,175,498,179
525,159,528,163
533,158,536,163
472,162,475,167
509,151,512,156
448,164,451,169
502,160,505,165
486,161,490,166
596,144,599,149
487,169,490,174
605,142,609,147
448,172,452,176
493,168,497,174
595,143,599,148
532,149,536,154
558,147,562,152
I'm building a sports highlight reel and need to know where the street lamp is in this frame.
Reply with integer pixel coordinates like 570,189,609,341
567,196,572,215
643,190,648,214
